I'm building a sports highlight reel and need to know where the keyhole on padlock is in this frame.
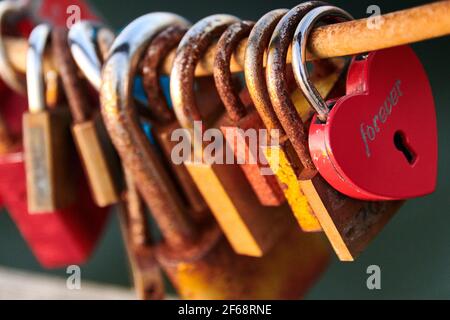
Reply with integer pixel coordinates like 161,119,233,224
394,131,416,165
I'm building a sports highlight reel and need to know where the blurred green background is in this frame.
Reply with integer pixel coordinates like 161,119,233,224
0,0,449,299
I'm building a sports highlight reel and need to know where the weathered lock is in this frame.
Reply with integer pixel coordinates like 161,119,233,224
244,6,341,232
213,20,285,207
141,25,208,218
268,5,404,261
23,24,76,213
100,13,331,299
170,14,297,257
51,25,119,207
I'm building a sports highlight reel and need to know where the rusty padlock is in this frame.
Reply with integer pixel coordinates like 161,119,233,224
213,20,285,207
268,5,404,261
244,6,341,232
23,23,76,213
141,25,208,218
65,23,165,298
171,14,296,257
52,25,119,207
100,12,331,299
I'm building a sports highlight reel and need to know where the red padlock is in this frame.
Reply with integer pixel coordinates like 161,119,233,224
292,6,438,201
0,1,109,268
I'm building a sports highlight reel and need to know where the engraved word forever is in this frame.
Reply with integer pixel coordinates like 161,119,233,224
360,80,402,157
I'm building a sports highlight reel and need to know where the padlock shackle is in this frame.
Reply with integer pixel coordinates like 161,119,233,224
213,21,254,123
0,0,30,94
292,5,353,122
68,21,106,91
244,9,288,135
100,13,199,250
52,27,92,123
141,25,187,124
26,23,50,113
170,14,240,130
266,1,329,179
67,21,154,122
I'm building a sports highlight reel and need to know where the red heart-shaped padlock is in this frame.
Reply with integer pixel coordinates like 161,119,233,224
309,45,438,200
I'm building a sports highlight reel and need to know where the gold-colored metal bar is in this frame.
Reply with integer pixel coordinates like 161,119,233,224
5,1,450,77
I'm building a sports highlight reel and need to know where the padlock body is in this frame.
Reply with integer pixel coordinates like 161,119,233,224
157,223,331,299
219,110,286,206
72,113,119,207
184,131,294,257
309,46,437,200
23,109,75,212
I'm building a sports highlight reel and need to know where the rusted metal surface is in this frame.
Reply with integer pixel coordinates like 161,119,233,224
119,168,165,300
243,9,322,231
141,25,208,219
262,8,404,259
213,20,285,206
170,14,239,129
266,1,327,180
157,221,331,299
213,21,254,123
52,27,92,123
141,26,185,124
244,9,287,135
100,13,198,250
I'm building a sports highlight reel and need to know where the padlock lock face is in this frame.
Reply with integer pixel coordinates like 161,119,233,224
157,223,330,299
72,112,120,207
309,45,437,200
23,108,76,212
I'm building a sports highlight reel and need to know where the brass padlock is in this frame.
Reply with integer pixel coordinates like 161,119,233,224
244,7,340,232
23,24,75,213
267,7,402,261
141,25,208,218
213,20,285,207
100,13,331,299
52,25,119,207
170,14,296,257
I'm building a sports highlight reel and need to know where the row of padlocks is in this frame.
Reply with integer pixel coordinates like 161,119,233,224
0,0,438,299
